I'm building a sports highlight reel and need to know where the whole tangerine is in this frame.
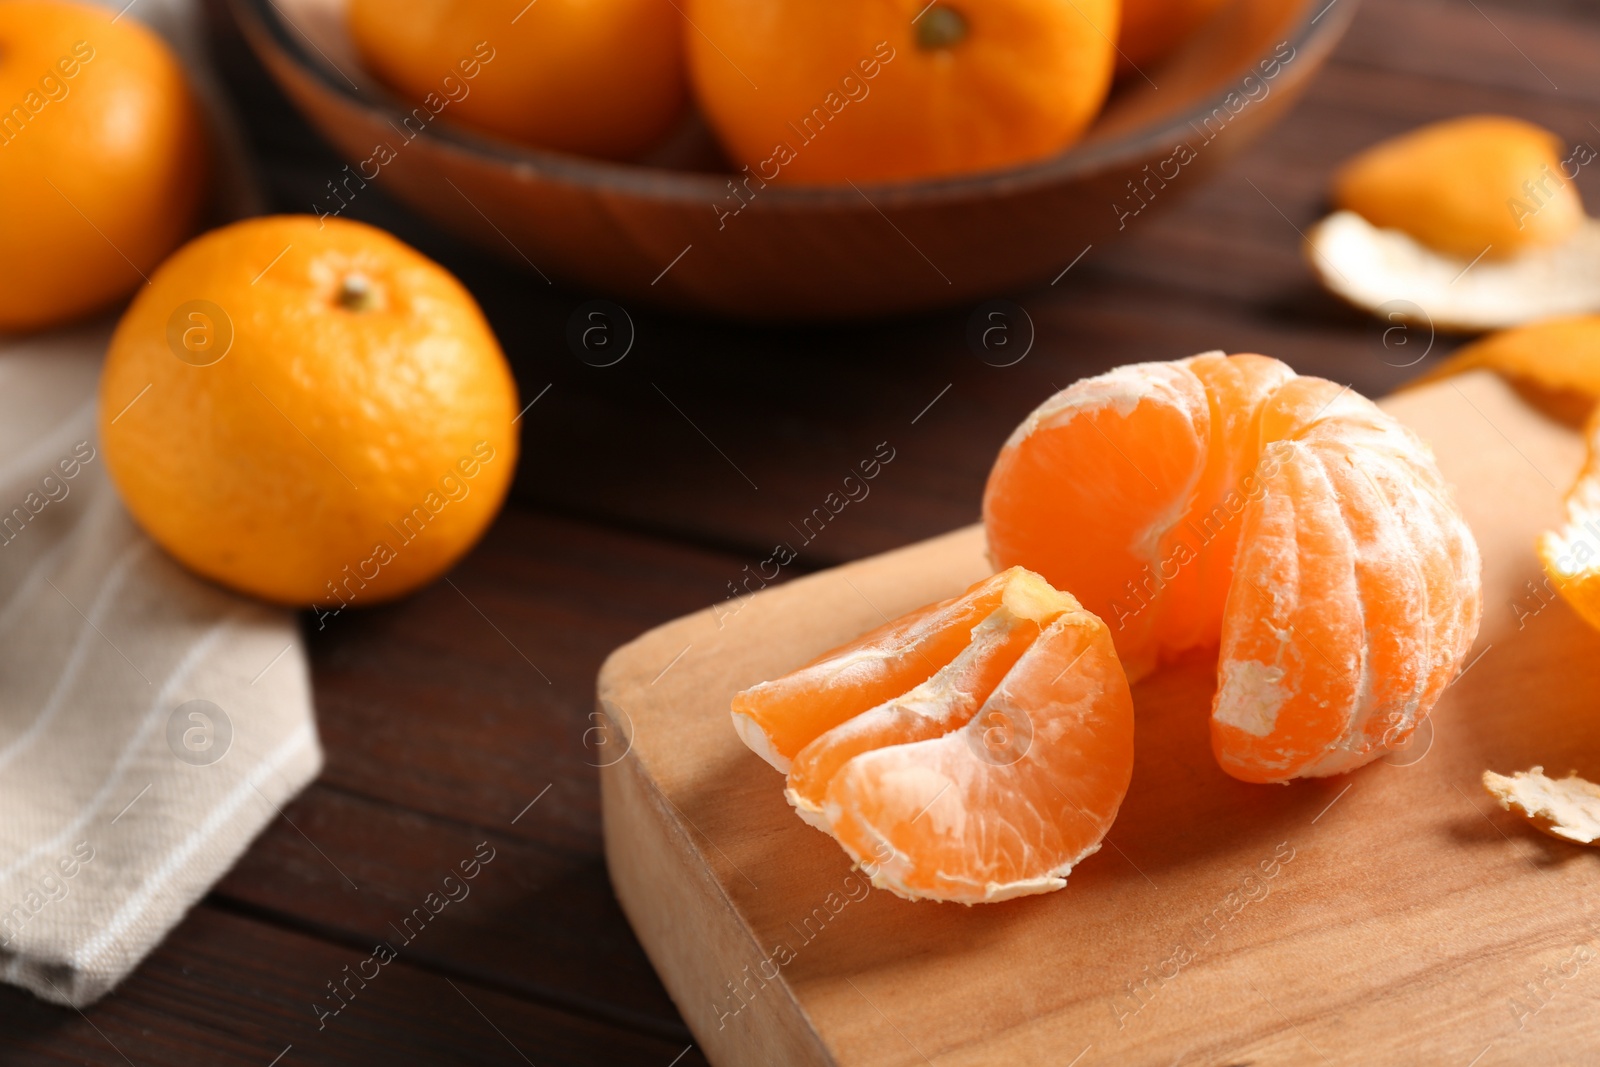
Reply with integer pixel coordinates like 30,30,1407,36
0,0,208,333
685,0,1119,183
1117,0,1229,73
347,0,687,160
98,216,519,608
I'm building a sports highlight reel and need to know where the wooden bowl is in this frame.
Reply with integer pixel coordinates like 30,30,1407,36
229,0,1356,320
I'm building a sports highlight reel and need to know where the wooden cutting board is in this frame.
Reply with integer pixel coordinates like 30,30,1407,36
597,371,1600,1067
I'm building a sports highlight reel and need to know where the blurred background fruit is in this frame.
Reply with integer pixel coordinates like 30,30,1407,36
99,215,518,607
1117,0,1232,74
685,0,1119,183
236,0,1346,318
347,0,687,160
0,0,208,333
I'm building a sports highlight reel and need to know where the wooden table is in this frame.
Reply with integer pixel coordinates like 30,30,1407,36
4,1,1598,1063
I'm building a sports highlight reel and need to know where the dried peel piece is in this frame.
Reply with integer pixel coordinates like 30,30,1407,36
1483,766,1600,845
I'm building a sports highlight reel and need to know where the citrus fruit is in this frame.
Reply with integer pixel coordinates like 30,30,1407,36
0,0,208,333
348,0,687,160
1117,0,1228,73
983,352,1482,784
1332,115,1584,261
733,567,1135,903
685,0,1119,183
98,216,519,607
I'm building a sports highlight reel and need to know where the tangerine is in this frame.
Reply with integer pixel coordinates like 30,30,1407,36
1117,0,1228,73
348,0,687,160
98,216,519,607
685,0,1119,183
0,0,208,333
983,353,1482,783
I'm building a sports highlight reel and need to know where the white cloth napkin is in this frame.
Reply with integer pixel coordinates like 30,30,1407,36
0,0,322,1007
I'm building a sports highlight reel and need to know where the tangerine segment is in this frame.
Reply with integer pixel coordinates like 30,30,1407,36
785,577,1074,822
982,359,1214,680
731,570,1017,772
1539,409,1600,633
985,354,1482,783
821,609,1134,903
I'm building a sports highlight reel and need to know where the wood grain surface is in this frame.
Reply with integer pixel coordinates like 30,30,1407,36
3,0,1600,1064
601,372,1600,1067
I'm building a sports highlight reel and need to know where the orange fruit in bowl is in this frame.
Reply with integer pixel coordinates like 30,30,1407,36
98,216,519,607
983,352,1483,784
347,0,687,160
686,0,1119,184
0,0,208,333
1117,0,1229,73
733,567,1135,903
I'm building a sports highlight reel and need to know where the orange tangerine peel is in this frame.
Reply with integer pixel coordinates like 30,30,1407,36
1537,407,1600,633
1306,117,1600,331
733,567,1135,904
1408,315,1600,417
984,352,1483,784
1333,115,1583,261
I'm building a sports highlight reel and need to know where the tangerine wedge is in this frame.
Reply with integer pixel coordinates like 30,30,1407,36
732,567,1134,904
984,352,1482,783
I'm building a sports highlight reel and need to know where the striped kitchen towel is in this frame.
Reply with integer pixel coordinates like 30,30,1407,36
0,0,322,1007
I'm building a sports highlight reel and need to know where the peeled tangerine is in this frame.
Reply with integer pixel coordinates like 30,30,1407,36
984,352,1482,784
1306,115,1600,331
731,567,1134,904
